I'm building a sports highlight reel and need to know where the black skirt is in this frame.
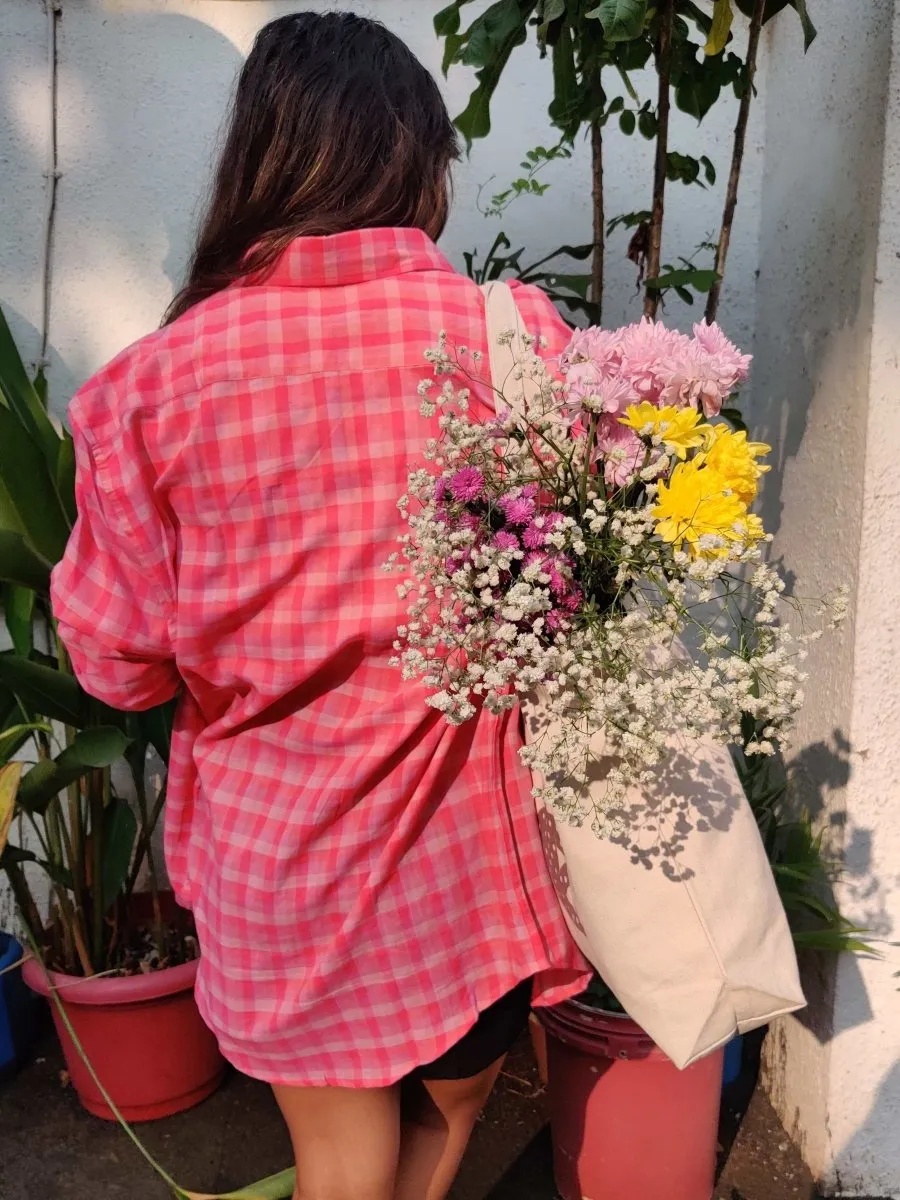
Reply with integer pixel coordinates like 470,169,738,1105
410,979,533,1082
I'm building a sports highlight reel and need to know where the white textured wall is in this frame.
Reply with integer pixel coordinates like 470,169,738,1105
0,0,762,412
753,2,900,1195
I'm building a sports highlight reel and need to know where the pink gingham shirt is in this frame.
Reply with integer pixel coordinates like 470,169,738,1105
51,227,589,1086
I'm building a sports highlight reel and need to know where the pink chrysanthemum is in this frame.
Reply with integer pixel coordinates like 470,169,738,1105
500,492,537,526
595,416,645,488
448,466,485,503
493,531,520,552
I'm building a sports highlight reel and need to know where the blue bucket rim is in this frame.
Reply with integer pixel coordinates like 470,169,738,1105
0,932,24,970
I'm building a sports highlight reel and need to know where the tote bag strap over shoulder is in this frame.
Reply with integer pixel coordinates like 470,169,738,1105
480,281,544,417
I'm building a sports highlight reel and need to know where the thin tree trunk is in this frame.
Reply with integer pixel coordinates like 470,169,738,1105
705,0,767,323
590,119,604,324
644,0,676,319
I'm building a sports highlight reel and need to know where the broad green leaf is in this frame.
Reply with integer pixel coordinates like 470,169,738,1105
434,2,463,36
101,796,138,910
0,531,52,591
705,0,734,55
675,67,722,122
0,720,49,766
0,308,62,473
452,1,537,145
0,406,71,564
56,428,77,526
16,725,131,814
0,761,22,858
619,109,636,135
0,653,88,726
182,1170,296,1200
2,584,34,657
586,0,648,42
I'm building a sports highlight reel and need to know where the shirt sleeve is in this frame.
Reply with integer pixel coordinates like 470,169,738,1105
50,393,180,713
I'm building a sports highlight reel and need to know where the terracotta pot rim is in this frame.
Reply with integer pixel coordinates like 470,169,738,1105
22,954,198,1007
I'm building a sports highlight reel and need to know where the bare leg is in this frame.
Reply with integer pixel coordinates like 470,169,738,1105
273,1082,400,1200
393,1056,505,1200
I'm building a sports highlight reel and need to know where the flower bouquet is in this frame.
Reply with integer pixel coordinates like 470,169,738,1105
389,314,844,859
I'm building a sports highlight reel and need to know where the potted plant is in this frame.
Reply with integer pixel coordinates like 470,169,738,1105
0,309,224,1120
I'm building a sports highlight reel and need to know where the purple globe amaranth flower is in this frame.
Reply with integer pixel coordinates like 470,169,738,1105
434,477,449,503
448,466,486,503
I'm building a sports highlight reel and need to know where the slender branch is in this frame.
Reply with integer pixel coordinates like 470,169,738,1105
705,0,767,323
39,0,62,370
644,0,676,319
590,119,605,323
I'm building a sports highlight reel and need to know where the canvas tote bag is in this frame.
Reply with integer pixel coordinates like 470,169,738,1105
481,280,805,1068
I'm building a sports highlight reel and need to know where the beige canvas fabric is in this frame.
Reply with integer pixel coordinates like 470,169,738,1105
480,280,805,1068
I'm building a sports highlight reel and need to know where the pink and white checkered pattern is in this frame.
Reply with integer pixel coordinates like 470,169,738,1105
51,228,589,1086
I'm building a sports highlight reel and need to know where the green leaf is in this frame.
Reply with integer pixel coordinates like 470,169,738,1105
667,151,702,185
0,531,52,592
0,406,71,564
638,108,657,139
16,725,131,814
452,1,537,145
734,0,816,50
586,0,649,42
138,699,175,765
548,19,581,136
701,154,717,185
56,428,77,527
435,2,464,36
181,1169,298,1200
790,0,817,50
535,272,593,298
619,109,636,135
720,406,748,434
705,0,734,55
0,720,49,766
607,209,651,235
645,268,721,292
0,308,62,474
2,584,34,657
0,653,88,726
675,67,722,122
538,0,566,39
101,796,138,910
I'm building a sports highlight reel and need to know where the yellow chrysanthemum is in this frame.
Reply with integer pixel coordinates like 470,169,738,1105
619,403,710,460
652,460,747,559
699,425,771,505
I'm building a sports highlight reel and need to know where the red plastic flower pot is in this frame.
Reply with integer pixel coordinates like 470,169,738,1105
23,955,225,1122
538,1000,723,1200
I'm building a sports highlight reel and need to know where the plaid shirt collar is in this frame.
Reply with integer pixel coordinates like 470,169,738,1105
259,227,455,289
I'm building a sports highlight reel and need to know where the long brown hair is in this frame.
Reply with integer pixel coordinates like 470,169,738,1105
165,12,459,324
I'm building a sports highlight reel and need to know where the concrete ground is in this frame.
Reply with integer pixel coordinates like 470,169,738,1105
0,1023,864,1200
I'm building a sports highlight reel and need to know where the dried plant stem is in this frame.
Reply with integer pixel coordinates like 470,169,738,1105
705,0,767,323
590,119,604,322
644,0,676,319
